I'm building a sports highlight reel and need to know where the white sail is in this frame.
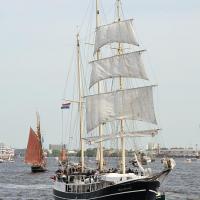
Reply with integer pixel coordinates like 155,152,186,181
89,51,148,88
86,86,157,132
94,19,139,54
83,129,159,144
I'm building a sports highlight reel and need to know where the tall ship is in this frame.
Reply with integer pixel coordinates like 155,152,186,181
25,112,47,173
53,0,175,199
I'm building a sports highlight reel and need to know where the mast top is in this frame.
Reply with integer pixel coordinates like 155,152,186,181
36,112,40,136
77,33,80,47
116,0,121,21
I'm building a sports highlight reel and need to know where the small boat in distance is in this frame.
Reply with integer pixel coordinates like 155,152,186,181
25,112,47,173
184,158,192,163
58,145,68,167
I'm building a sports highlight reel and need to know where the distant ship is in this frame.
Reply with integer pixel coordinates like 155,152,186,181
58,145,68,167
24,112,47,173
0,143,15,162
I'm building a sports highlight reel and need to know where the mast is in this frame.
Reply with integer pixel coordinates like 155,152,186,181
96,0,104,172
116,0,125,174
36,112,41,141
77,33,85,172
36,112,43,160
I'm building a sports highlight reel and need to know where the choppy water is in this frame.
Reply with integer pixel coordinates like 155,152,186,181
0,157,200,200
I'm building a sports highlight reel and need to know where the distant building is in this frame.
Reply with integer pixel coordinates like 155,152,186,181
49,144,66,151
158,147,198,157
147,142,159,150
68,150,77,154
48,144,77,156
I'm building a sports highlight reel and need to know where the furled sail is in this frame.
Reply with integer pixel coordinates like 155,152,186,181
24,127,43,165
94,19,139,54
89,51,148,88
86,86,157,132
83,129,159,144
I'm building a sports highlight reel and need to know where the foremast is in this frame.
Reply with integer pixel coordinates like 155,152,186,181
36,112,44,162
95,0,104,172
77,34,85,172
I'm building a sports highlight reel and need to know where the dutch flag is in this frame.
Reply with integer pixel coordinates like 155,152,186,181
61,102,71,109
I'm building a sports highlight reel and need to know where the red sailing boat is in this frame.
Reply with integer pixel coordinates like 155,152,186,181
58,145,68,166
25,112,47,173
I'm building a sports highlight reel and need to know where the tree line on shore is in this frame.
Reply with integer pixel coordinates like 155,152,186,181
48,148,141,157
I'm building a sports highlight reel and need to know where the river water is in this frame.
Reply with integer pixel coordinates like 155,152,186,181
0,157,199,200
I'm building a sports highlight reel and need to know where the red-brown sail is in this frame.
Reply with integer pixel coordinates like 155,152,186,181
59,148,67,163
25,127,43,165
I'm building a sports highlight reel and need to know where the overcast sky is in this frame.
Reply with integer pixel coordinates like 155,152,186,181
0,0,200,149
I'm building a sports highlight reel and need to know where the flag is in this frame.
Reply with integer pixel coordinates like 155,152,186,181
61,102,71,109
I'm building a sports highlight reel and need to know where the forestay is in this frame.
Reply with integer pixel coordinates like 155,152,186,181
89,51,148,88
94,19,139,54
86,86,157,132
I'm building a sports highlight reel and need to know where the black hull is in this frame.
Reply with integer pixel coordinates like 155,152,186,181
53,179,159,200
31,165,47,173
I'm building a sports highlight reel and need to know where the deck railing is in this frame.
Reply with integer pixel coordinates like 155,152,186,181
65,181,111,193
56,175,112,193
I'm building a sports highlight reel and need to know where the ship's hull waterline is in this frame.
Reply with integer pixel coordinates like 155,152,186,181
31,165,47,173
53,179,160,200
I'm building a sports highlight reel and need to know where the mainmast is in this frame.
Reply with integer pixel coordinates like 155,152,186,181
36,111,43,161
77,33,85,172
36,112,42,149
116,0,125,174
96,0,104,172
36,112,41,139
